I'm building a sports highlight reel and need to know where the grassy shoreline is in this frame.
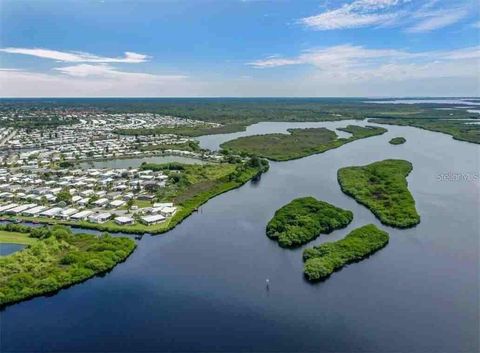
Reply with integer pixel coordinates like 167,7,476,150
303,224,389,281
266,197,353,248
338,159,420,228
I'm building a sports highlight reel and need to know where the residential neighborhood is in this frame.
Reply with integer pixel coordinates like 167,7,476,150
0,166,177,226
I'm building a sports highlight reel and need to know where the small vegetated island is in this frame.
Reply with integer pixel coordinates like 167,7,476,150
266,197,353,247
338,159,420,228
389,137,406,145
220,125,387,161
303,224,389,281
0,224,136,307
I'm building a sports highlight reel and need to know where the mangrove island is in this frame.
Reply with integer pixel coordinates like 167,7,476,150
266,197,353,248
389,137,406,145
337,159,420,228
220,125,387,161
303,224,389,281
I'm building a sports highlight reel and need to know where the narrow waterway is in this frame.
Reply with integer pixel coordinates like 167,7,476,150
1,121,479,352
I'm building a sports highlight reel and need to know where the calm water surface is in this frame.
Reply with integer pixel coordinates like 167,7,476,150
0,243,25,256
2,121,479,352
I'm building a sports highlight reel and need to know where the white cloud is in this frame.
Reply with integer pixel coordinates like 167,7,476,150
300,0,472,32
247,44,480,88
248,44,415,69
300,0,405,30
53,63,187,82
0,48,149,63
407,8,469,32
0,68,199,97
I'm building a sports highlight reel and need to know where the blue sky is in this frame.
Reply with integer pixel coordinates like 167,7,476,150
0,0,478,97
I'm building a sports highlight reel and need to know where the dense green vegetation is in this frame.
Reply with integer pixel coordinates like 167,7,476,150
303,224,389,281
371,118,480,144
389,137,406,145
338,159,420,228
220,125,386,161
266,197,353,248
118,123,246,137
0,225,136,307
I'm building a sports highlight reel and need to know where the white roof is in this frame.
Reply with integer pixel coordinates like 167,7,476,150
153,202,173,208
0,203,18,212
141,214,165,223
94,198,109,205
115,216,133,223
61,208,78,216
89,212,111,220
7,203,37,213
109,199,125,207
23,205,48,215
71,210,93,219
40,207,64,217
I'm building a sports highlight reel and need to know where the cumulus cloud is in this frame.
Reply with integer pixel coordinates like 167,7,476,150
0,48,149,63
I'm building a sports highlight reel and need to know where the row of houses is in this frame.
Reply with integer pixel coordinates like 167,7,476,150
0,201,177,226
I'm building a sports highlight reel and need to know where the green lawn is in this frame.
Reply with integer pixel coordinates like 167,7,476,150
220,125,387,161
338,159,420,228
0,230,37,245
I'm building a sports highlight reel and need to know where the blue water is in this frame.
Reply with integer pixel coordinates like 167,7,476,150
0,243,25,256
1,121,479,352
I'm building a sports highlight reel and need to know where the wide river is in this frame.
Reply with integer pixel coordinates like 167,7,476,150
2,120,479,352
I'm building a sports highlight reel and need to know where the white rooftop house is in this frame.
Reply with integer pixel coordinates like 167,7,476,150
153,202,174,208
70,210,93,221
40,207,64,217
140,214,165,225
77,198,90,206
109,199,125,208
160,206,177,217
114,216,134,225
23,205,48,216
6,203,37,215
60,208,78,219
94,198,109,207
87,212,112,224
0,203,18,212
